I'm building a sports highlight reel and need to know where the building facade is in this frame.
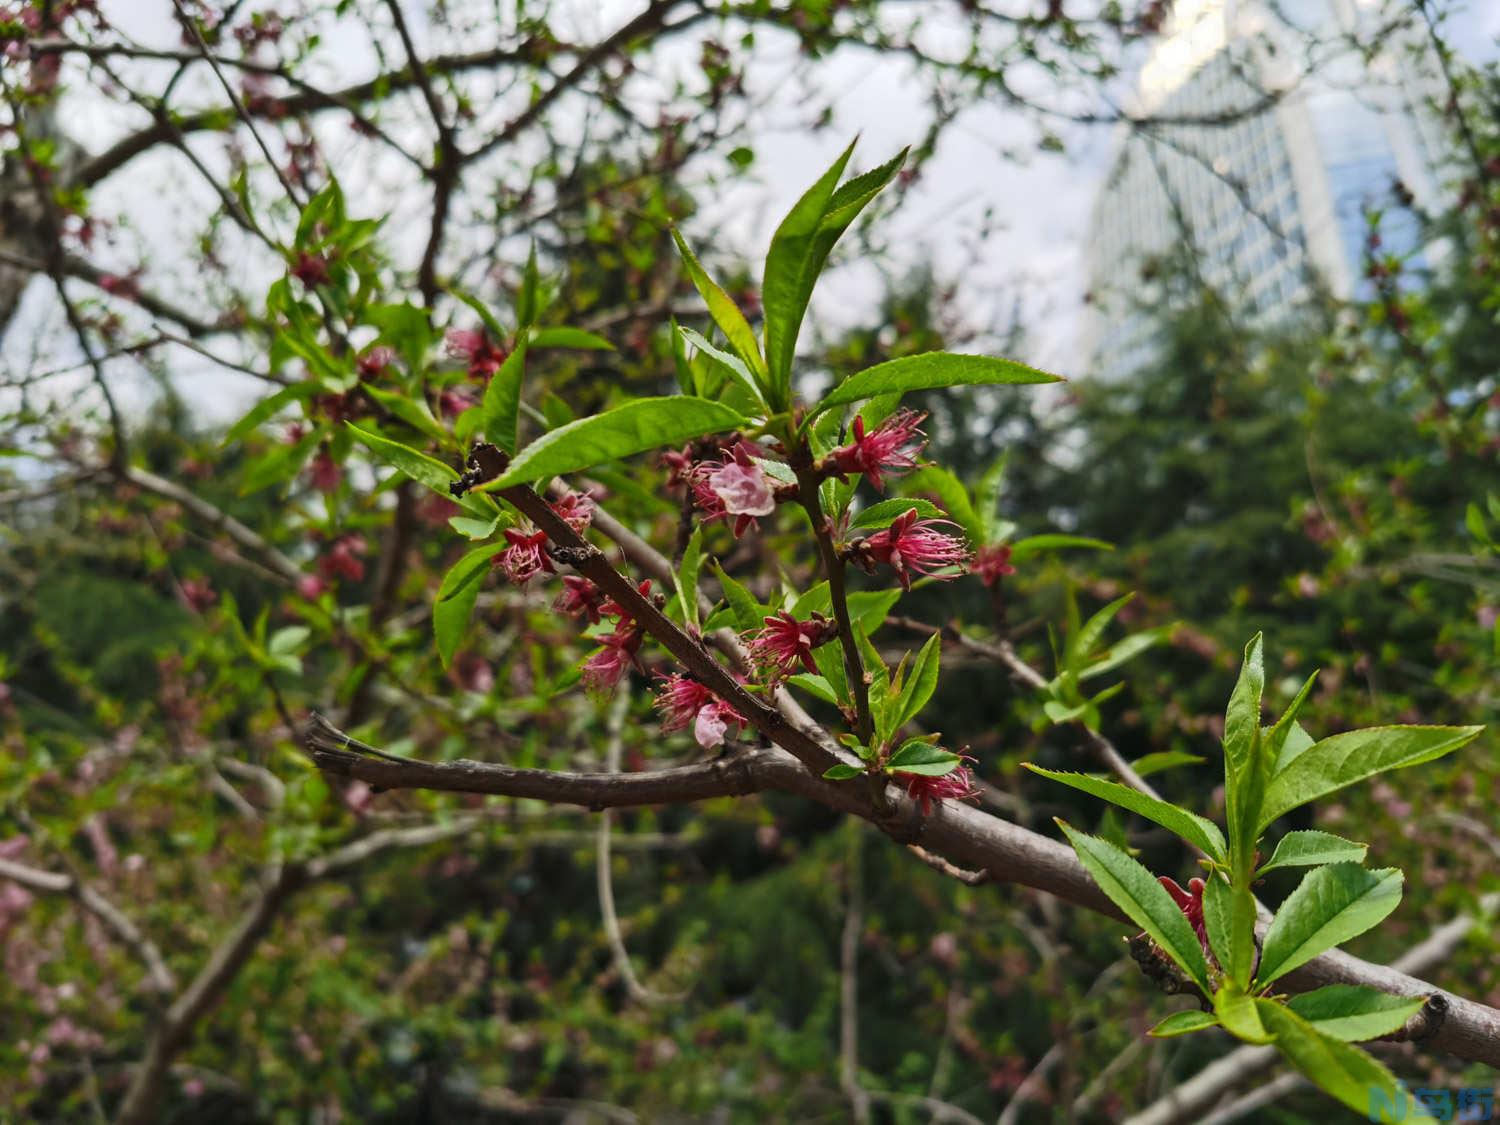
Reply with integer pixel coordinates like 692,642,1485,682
1082,0,1453,379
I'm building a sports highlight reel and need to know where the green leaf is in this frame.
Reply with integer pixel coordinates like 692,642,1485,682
1148,1010,1220,1038
1223,633,1265,786
518,243,541,328
1258,831,1369,875
1285,985,1425,1042
1256,864,1403,986
762,144,905,409
812,638,849,706
479,341,529,455
890,633,941,731
451,288,507,343
1258,725,1484,831
973,453,1008,543
1007,534,1113,560
675,524,706,631
671,228,765,381
448,515,500,540
1214,984,1275,1044
1273,720,1316,773
1025,765,1227,862
822,763,865,781
1202,872,1256,988
1127,751,1204,778
788,674,838,705
491,397,748,487
1068,593,1133,673
1265,670,1319,766
347,422,461,498
1254,1001,1413,1123
814,352,1062,416
884,740,961,776
434,544,506,668
902,466,981,543
224,382,312,446
849,497,945,531
713,564,768,634
363,384,447,443
677,324,766,407
268,625,310,657
528,326,613,350
1057,822,1212,994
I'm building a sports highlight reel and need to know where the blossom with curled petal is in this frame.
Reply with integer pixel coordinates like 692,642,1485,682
827,409,927,491
496,525,551,586
895,757,980,817
598,579,653,624
582,625,642,694
445,327,508,379
654,674,747,749
549,489,595,532
690,443,778,537
855,508,969,591
973,543,1016,587
555,576,607,625
746,611,837,680
356,346,395,380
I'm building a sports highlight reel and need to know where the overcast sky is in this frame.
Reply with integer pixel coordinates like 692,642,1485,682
6,0,1497,427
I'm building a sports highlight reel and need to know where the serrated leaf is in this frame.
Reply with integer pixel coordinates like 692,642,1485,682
1224,633,1265,786
1254,1001,1414,1123
1068,593,1133,677
671,227,765,381
677,324,766,407
1057,823,1213,994
1201,872,1256,988
1148,1010,1220,1037
1256,864,1403,986
814,352,1062,415
1025,765,1228,861
346,422,453,492
1258,831,1369,874
1285,985,1425,1042
1258,725,1484,831
491,397,748,487
763,144,905,410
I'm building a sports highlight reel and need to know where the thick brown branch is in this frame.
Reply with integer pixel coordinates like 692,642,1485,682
305,713,1500,1071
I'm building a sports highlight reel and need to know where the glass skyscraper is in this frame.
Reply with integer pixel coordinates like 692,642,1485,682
1082,0,1453,379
